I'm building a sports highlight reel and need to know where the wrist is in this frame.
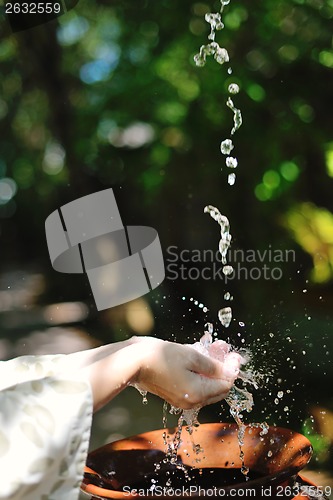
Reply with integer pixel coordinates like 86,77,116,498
129,337,166,388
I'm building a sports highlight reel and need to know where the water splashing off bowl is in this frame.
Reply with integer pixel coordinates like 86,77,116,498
81,423,319,499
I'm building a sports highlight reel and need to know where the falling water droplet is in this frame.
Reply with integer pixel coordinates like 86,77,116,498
260,422,269,435
223,265,233,275
241,465,249,476
228,173,236,185
214,46,230,65
220,138,234,155
142,393,148,404
226,156,238,168
194,53,206,67
205,322,214,335
218,306,232,327
228,83,240,94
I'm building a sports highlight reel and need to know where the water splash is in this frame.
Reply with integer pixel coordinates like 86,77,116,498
155,324,260,485
161,402,202,476
225,386,253,478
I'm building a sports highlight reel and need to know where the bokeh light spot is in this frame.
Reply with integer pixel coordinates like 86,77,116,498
255,183,272,201
280,161,300,181
263,170,280,189
246,83,266,102
0,178,17,205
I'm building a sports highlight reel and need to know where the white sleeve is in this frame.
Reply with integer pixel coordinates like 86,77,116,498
0,356,93,500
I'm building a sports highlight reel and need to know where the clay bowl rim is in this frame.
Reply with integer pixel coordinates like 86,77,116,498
81,422,313,499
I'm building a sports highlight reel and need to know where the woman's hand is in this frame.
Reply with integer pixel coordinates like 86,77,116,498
77,336,241,412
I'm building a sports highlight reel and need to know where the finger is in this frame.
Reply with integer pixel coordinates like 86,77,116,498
177,378,214,408
186,349,225,379
195,375,233,405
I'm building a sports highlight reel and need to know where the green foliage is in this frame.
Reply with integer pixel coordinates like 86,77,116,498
0,0,332,298
0,0,332,306
302,417,331,465
283,203,333,283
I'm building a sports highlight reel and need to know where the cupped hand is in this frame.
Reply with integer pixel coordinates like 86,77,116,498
132,337,242,410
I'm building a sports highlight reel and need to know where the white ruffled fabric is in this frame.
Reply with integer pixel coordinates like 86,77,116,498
0,355,93,499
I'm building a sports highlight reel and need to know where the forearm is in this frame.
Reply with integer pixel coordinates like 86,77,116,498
60,337,137,372
83,341,144,412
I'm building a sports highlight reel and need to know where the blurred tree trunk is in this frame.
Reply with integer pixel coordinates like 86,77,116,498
16,23,89,198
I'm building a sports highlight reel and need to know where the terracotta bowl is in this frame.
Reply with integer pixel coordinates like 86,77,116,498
81,423,314,499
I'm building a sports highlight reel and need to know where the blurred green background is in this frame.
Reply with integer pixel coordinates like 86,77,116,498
0,0,332,481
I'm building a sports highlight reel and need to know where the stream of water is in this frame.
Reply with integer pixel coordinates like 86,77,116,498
152,0,262,482
135,0,298,491
194,0,242,186
136,0,259,484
